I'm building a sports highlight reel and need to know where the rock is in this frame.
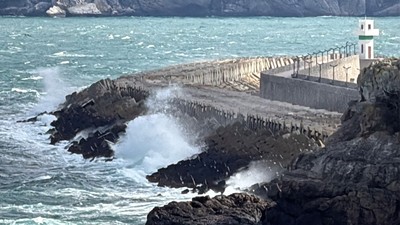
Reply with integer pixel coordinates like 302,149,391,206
261,59,400,225
34,2,52,14
94,0,112,14
46,5,66,17
147,122,317,193
67,3,101,16
146,193,271,225
48,78,149,159
2,0,400,17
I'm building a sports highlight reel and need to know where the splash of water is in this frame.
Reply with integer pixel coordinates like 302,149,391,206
225,161,280,194
32,67,71,113
115,86,200,183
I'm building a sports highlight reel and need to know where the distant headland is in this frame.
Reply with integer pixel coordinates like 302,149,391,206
1,0,400,17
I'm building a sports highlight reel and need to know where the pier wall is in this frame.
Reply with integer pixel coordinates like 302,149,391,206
118,85,330,141
132,57,294,87
260,73,359,113
171,99,329,141
178,57,294,86
297,55,360,83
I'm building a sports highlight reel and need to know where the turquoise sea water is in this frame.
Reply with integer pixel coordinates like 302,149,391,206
0,16,399,224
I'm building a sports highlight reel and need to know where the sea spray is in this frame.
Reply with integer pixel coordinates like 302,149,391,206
145,84,184,114
115,86,200,183
32,67,73,114
224,160,281,195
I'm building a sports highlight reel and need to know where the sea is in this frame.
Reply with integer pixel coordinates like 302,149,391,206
0,16,399,225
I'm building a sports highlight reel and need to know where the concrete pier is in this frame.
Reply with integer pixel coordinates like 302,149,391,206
116,55,342,140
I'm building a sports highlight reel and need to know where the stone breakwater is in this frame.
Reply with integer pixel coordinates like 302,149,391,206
35,56,339,161
129,56,296,94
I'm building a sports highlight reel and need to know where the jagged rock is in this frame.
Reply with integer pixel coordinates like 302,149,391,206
147,122,317,193
67,3,101,15
264,132,400,225
261,59,400,225
327,59,400,144
46,5,66,16
358,59,400,104
49,78,149,159
146,193,271,225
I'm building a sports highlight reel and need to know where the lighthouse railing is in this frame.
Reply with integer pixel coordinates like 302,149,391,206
291,42,357,84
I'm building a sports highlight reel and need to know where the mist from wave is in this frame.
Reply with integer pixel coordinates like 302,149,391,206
115,86,200,183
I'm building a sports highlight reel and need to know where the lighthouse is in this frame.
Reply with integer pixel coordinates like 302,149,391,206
358,19,379,59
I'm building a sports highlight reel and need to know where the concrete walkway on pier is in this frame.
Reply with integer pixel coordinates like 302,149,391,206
118,75,341,135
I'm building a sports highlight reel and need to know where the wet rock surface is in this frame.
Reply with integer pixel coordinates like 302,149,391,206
49,78,148,159
146,59,400,225
147,122,317,193
262,59,400,225
146,193,271,225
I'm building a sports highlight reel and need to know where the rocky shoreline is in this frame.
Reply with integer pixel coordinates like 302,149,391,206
145,59,400,225
1,0,400,17
27,56,400,224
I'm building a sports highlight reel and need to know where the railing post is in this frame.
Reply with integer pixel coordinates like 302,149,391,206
317,62,323,82
343,66,351,86
305,58,313,80
330,64,338,84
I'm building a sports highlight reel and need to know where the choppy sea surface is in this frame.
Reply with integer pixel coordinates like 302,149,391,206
0,16,399,224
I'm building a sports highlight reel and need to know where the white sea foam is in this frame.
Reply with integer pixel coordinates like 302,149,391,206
224,161,279,195
115,86,199,183
11,88,39,96
51,51,95,58
59,61,70,65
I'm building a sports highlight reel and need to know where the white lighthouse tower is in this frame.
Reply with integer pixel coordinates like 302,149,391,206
358,19,379,59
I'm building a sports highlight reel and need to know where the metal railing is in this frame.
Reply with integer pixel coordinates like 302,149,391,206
290,42,357,87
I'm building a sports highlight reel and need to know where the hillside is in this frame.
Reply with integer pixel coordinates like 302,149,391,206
1,0,399,17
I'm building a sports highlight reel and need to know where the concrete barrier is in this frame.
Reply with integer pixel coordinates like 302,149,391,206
260,73,359,113
171,98,329,142
297,55,360,83
129,56,295,87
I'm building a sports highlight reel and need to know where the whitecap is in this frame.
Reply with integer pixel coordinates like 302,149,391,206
33,175,52,181
59,61,70,65
121,36,131,40
22,76,43,81
53,51,66,57
146,45,155,48
11,88,40,96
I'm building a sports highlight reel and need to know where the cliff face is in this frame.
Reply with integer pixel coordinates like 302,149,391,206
0,0,399,17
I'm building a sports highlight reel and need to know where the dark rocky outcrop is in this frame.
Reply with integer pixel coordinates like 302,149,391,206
49,78,148,159
262,59,400,225
146,60,400,225
146,193,271,225
1,0,400,17
147,122,317,194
